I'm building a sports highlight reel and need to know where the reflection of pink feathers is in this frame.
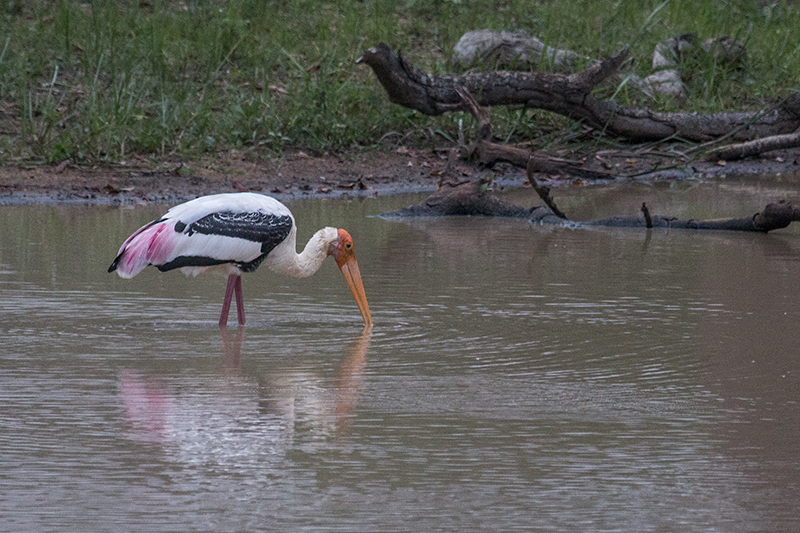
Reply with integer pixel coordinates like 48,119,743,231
114,220,179,279
118,370,173,444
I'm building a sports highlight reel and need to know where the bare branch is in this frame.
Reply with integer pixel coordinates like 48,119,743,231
708,129,800,161
526,158,569,220
359,43,800,142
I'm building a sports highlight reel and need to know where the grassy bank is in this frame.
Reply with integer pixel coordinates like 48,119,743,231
1,0,798,165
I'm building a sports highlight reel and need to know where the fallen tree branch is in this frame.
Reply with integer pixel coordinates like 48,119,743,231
526,157,569,220
583,200,800,232
357,42,627,117
707,128,800,161
471,143,616,179
453,83,615,180
641,202,653,228
358,43,800,143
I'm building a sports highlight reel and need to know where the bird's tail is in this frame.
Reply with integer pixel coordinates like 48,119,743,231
108,219,175,278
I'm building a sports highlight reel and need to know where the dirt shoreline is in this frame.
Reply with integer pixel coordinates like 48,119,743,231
1,148,799,206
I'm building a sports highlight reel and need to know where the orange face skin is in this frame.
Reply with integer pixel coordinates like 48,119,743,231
333,229,373,328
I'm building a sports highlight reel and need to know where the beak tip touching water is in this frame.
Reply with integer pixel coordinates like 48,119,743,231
338,255,372,328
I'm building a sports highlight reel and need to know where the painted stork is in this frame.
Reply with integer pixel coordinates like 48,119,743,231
108,192,372,328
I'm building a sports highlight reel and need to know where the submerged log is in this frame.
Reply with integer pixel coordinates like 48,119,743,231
358,43,800,143
381,174,800,233
583,199,800,232
382,176,535,218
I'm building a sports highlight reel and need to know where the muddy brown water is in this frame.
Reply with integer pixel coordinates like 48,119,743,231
2,177,800,531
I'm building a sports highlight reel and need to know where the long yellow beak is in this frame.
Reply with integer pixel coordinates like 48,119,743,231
334,229,372,328
339,256,373,328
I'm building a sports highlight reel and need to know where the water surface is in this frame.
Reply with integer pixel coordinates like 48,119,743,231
1,177,799,531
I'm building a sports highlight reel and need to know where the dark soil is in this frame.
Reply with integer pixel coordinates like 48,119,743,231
1,147,799,206
0,149,448,205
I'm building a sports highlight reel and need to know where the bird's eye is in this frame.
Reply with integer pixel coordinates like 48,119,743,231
345,242,352,249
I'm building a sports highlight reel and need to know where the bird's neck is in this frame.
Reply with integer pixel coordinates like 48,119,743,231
267,227,337,278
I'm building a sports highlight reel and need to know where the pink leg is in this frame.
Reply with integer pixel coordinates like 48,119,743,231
219,274,236,327
234,275,246,326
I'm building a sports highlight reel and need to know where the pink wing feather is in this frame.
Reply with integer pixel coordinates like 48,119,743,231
110,219,181,278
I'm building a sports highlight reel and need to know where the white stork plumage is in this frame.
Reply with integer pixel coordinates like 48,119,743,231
108,192,372,328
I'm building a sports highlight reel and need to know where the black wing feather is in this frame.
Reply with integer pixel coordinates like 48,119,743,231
184,211,293,254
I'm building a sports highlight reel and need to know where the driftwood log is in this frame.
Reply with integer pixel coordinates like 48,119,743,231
383,143,800,233
382,172,800,233
581,200,800,232
358,43,800,144
382,176,532,218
